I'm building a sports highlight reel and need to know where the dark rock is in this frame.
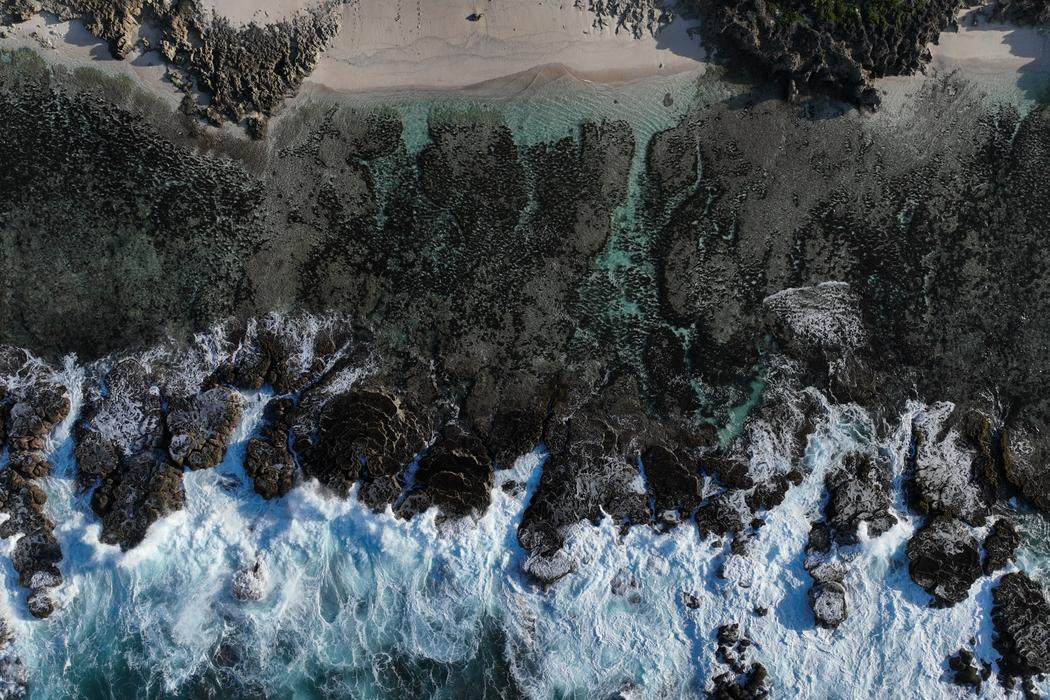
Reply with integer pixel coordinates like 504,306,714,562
683,591,701,609
908,406,990,525
992,572,1050,677
947,647,985,689
704,454,754,490
906,516,982,606
91,452,186,550
6,383,70,478
696,493,746,540
642,445,702,521
984,518,1021,574
0,469,62,618
809,579,848,629
398,424,493,521
806,521,831,555
244,397,297,499
825,452,897,544
166,387,243,470
302,388,427,508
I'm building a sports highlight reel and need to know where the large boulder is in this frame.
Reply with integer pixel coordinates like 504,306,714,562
984,518,1021,574
166,387,243,470
397,424,493,521
906,516,982,606
91,452,186,550
824,452,897,544
302,389,427,509
992,572,1050,677
244,398,297,499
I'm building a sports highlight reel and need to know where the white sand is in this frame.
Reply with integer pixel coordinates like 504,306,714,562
306,0,707,94
930,7,1050,76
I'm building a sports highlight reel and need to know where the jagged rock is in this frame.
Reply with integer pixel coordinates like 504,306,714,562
4,0,342,129
696,0,960,106
91,452,186,550
809,578,848,629
231,560,266,602
642,445,702,523
1001,426,1050,515
908,405,991,525
825,453,897,544
906,516,982,606
683,592,701,609
244,398,297,500
397,424,493,521
696,493,747,540
6,383,70,478
992,572,1050,677
518,418,649,581
575,0,673,39
302,388,427,509
522,551,575,586
166,387,243,470
0,469,62,618
946,648,989,689
984,518,1021,574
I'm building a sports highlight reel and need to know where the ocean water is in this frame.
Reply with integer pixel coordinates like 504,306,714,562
0,342,1045,699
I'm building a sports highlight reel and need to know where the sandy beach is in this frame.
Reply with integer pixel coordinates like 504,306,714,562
306,0,707,94
0,0,1046,105
930,6,1050,76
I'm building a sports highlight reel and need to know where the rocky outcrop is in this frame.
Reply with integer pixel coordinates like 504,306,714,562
1000,425,1050,515
710,623,772,699
906,516,982,606
991,0,1050,25
946,647,992,690
0,0,342,130
166,387,243,470
0,356,69,618
231,559,266,602
244,398,297,500
642,445,702,527
75,350,243,549
0,469,63,618
907,405,991,526
824,452,896,544
575,0,673,38
91,451,186,550
984,518,1021,574
992,572,1050,678
397,424,494,521
301,388,428,509
6,384,70,479
695,0,962,107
